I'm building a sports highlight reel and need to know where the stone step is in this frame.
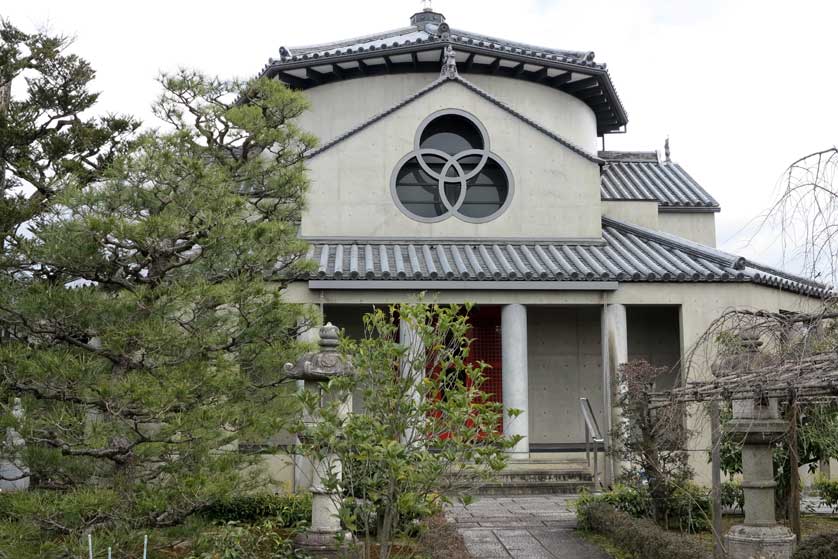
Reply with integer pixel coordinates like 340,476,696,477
474,469,595,496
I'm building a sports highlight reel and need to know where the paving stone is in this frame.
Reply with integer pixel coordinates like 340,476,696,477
446,494,611,558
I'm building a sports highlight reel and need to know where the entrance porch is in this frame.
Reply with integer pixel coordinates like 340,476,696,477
323,302,681,486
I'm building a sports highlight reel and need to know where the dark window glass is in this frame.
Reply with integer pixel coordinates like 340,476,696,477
394,158,445,218
419,114,483,154
459,159,509,219
394,113,511,221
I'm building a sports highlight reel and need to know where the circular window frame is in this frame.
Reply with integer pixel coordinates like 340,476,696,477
390,109,515,224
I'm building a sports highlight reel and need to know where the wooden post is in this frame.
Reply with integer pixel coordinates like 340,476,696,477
710,401,724,559
788,396,801,543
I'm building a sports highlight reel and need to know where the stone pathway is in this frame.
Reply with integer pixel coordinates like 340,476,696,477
446,495,610,559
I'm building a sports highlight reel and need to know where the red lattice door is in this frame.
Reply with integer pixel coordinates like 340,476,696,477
466,306,503,433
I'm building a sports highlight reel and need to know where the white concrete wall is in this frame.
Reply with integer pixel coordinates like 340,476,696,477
297,73,599,156
657,212,717,247
527,307,603,444
299,79,602,240
602,201,659,230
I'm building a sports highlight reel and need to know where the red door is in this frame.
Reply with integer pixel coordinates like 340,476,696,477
465,306,503,433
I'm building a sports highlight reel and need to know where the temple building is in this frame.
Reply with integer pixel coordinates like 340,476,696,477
260,7,827,487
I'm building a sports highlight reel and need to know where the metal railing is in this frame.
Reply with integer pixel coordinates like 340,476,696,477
580,397,604,490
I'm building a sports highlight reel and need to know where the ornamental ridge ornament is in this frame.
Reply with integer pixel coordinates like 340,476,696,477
440,44,458,79
391,109,514,223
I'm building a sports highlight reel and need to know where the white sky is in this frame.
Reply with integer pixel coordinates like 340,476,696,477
4,0,837,276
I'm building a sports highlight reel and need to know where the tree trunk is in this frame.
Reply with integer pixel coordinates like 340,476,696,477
788,398,801,543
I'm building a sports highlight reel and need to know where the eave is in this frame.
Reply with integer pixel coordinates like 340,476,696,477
260,39,628,136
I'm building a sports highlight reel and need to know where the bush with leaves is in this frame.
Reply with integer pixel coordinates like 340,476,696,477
577,500,710,559
813,475,838,512
613,360,705,531
297,302,519,559
201,492,311,526
720,480,744,513
791,533,838,559
187,519,309,559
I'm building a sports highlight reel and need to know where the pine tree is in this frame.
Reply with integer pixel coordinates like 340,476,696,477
0,57,317,548
0,20,138,263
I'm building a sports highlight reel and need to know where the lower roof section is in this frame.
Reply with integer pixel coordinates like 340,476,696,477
302,218,829,298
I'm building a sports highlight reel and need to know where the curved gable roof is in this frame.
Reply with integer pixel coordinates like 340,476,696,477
259,11,627,135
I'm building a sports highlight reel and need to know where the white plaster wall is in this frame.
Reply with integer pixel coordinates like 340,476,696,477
602,201,659,230
296,74,599,155
301,80,602,239
657,212,717,247
296,74,440,145
466,75,599,154
527,307,603,444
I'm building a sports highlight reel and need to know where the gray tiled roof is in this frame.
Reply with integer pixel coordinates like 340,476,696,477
599,152,719,209
280,26,599,68
303,218,827,297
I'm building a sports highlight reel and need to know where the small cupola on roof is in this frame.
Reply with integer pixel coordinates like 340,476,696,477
410,6,447,30
261,8,629,135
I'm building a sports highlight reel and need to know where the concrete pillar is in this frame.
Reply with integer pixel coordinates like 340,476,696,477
502,304,528,460
604,303,627,482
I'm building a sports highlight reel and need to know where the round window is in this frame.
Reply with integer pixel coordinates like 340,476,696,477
391,110,513,223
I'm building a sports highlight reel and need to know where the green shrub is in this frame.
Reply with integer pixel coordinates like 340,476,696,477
721,480,744,513
577,501,710,559
201,493,311,527
599,484,653,517
662,482,712,533
792,533,838,559
813,475,838,512
576,482,711,533
187,519,307,559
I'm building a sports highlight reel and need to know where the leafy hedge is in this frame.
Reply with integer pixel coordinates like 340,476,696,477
200,492,311,527
576,483,712,533
721,480,744,513
813,475,838,512
577,501,710,559
792,533,838,559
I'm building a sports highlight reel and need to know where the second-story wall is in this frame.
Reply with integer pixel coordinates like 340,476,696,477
298,76,603,240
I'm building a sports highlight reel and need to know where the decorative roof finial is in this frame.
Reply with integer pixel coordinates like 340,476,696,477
422,0,433,12
664,136,671,163
440,44,458,79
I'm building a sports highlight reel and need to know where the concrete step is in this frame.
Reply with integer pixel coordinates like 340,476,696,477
474,468,595,496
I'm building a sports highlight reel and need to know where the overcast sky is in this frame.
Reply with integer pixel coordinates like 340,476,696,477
4,0,836,275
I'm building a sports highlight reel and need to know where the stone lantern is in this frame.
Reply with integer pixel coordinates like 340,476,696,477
0,398,30,492
284,323,353,556
715,331,795,559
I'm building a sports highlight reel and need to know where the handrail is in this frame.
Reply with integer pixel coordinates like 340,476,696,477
580,397,604,490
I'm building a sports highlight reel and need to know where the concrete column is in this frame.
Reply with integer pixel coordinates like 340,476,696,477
603,303,627,482
502,304,528,460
